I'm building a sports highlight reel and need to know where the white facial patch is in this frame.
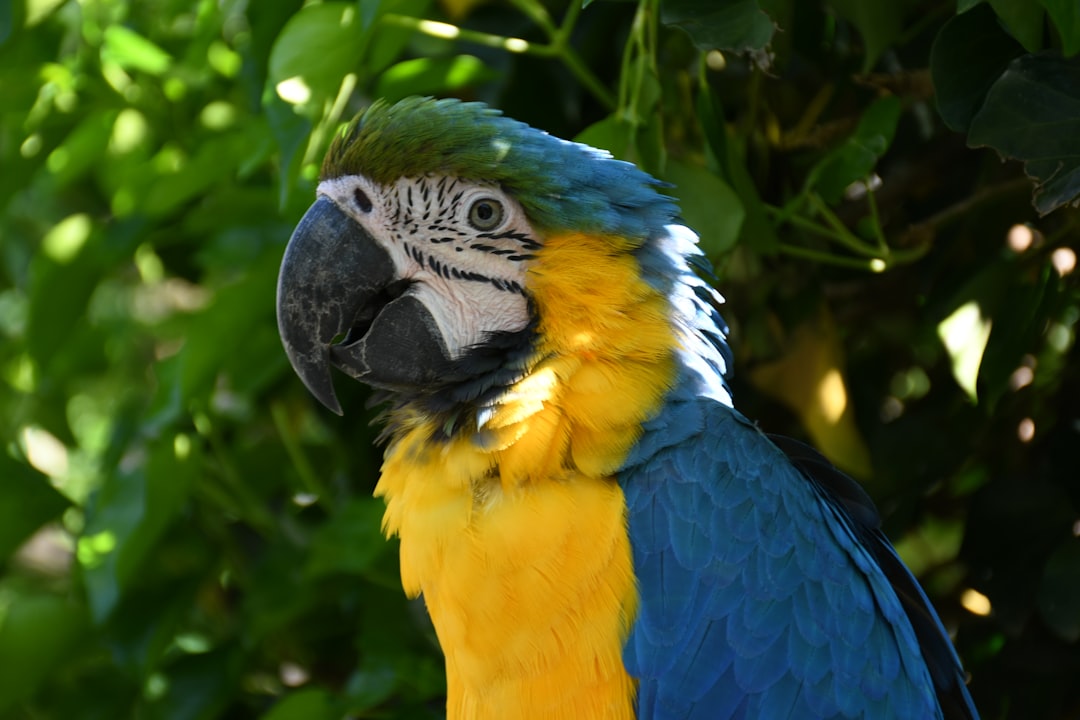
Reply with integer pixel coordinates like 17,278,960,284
317,174,535,358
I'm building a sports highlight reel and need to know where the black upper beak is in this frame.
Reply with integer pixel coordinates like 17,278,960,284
276,196,395,414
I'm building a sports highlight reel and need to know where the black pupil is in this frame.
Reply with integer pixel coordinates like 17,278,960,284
354,188,373,213
476,203,492,220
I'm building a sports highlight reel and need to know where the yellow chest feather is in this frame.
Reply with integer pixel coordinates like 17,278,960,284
374,233,676,719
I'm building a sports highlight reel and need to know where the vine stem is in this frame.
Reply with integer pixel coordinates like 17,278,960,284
509,0,556,36
863,179,889,253
778,243,887,272
806,192,884,258
764,202,858,247
379,13,616,110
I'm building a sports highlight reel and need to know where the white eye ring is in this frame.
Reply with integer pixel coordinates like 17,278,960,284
468,198,505,231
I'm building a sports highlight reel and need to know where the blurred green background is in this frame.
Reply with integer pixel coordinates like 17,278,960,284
1,0,1078,717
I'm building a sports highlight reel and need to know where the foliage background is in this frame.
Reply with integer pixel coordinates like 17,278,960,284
1,0,1078,717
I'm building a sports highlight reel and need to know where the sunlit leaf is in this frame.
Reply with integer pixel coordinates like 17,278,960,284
937,300,993,402
100,25,172,75
375,55,499,103
268,3,364,107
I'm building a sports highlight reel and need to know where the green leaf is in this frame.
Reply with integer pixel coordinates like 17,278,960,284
968,52,1080,214
664,159,745,257
0,453,70,564
261,688,337,720
306,497,388,578
143,648,240,720
931,4,1025,132
145,252,281,430
825,0,904,72
27,247,101,375
978,264,1056,409
0,593,87,712
265,94,313,210
79,436,199,622
242,542,315,640
661,0,775,54
958,0,984,11
142,131,265,216
697,89,777,253
100,25,173,75
805,96,901,203
181,252,281,401
1039,539,1080,642
989,0,1045,51
374,55,499,103
1041,0,1080,56
268,3,365,107
574,115,634,159
344,657,402,711
46,110,118,187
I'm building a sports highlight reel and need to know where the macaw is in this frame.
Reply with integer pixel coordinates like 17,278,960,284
275,96,979,720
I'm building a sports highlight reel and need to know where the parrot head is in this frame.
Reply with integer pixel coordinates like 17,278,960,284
276,97,708,421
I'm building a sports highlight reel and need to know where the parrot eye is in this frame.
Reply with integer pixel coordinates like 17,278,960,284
467,198,504,231
353,188,373,213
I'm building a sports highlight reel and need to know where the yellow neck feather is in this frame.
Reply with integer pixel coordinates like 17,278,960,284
375,232,677,719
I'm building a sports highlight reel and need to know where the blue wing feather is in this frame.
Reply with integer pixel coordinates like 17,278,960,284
619,400,978,719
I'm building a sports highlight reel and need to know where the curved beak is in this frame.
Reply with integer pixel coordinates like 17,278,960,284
276,196,395,414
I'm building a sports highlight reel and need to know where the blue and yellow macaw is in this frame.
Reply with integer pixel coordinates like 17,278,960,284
276,97,979,719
